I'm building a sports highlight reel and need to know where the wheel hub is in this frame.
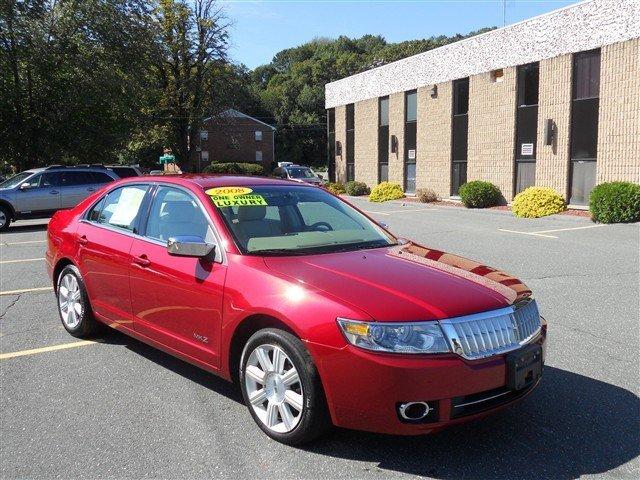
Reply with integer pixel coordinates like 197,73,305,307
264,373,286,403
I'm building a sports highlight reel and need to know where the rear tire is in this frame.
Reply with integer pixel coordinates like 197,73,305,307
239,328,331,445
0,205,11,232
56,265,99,338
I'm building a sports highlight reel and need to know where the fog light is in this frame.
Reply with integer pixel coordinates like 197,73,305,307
397,401,437,423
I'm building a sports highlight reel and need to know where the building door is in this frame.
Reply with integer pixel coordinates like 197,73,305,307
378,97,389,183
346,104,355,182
569,49,601,205
451,78,469,196
404,91,417,194
514,63,540,194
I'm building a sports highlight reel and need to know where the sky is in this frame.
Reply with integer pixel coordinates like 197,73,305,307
221,0,579,69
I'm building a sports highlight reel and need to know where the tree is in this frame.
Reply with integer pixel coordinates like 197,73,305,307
148,0,229,171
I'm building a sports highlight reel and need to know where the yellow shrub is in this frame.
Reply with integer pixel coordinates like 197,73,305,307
369,182,405,202
512,187,566,218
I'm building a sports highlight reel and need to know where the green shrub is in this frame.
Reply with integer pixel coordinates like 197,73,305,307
325,182,346,195
345,181,370,196
512,187,566,218
202,162,264,175
590,182,640,223
369,182,405,202
415,188,439,203
458,180,502,208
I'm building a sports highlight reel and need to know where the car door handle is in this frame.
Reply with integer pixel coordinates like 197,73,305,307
133,255,151,267
78,234,88,246
50,190,59,194
87,187,95,192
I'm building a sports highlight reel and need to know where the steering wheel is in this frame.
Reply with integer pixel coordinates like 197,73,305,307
308,221,333,232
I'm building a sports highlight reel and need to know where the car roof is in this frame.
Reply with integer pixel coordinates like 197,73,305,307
126,174,310,190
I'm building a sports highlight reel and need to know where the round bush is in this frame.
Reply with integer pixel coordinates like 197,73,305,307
415,188,439,203
345,181,370,196
369,182,404,203
458,181,502,208
512,187,566,218
590,182,640,223
325,182,346,195
202,162,264,175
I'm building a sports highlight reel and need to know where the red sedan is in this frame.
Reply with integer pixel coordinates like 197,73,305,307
46,175,546,445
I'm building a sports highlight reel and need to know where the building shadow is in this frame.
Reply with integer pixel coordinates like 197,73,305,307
4,222,49,234
97,329,639,479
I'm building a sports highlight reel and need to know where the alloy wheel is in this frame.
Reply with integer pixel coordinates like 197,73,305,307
0,210,6,229
58,273,83,329
244,344,304,433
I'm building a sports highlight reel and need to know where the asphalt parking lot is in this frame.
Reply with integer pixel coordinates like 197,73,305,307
1,201,639,480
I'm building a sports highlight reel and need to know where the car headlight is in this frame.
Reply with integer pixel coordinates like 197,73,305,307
337,318,451,354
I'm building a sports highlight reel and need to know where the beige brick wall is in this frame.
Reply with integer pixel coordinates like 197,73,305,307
334,105,347,184
388,92,405,185
354,98,379,186
597,39,640,184
416,83,452,197
535,54,572,198
467,67,517,201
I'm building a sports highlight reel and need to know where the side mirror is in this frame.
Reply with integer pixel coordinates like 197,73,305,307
167,236,215,259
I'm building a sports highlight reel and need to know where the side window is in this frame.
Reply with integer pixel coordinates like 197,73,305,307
24,172,59,188
145,186,214,242
90,172,114,184
90,185,148,232
297,201,362,231
61,171,93,186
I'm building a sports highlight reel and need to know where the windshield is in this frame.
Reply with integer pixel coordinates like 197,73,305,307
287,167,316,179
207,185,395,255
0,172,33,189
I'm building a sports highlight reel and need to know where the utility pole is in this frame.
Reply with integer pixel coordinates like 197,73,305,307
503,0,507,26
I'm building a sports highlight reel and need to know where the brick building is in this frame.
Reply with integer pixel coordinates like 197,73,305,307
325,0,639,205
198,109,275,172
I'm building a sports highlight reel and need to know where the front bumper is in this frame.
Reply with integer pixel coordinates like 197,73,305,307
308,320,547,435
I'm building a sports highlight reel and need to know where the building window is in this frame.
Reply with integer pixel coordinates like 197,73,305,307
518,63,539,106
569,49,601,205
453,78,469,116
491,69,504,83
200,130,208,141
404,91,417,194
515,62,540,195
378,97,389,183
327,108,336,182
346,103,355,182
201,150,209,162
255,150,263,163
451,78,469,195
255,130,262,141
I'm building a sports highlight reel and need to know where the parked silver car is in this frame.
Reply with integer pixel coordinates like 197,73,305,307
0,165,118,231
272,165,326,186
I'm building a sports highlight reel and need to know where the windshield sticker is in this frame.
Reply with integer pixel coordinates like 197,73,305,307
205,187,268,208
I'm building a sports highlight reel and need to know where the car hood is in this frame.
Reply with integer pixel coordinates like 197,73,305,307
263,243,531,322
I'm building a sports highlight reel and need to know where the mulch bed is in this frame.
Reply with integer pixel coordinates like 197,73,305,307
385,196,593,218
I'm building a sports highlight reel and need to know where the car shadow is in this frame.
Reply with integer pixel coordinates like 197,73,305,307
96,330,639,479
306,366,639,479
6,222,49,234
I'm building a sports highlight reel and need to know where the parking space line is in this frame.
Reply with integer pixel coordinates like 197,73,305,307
0,340,97,360
530,224,606,234
0,240,46,246
0,286,53,296
0,258,44,265
363,208,435,215
498,229,558,239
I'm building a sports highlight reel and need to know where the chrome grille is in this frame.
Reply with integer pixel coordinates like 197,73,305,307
439,299,541,360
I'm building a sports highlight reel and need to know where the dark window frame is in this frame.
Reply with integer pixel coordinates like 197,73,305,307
378,97,390,183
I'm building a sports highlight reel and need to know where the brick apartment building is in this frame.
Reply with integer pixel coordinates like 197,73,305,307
198,109,275,172
325,0,639,205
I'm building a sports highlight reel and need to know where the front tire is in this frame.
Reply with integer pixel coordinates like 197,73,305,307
0,205,11,232
56,265,99,337
239,328,331,445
